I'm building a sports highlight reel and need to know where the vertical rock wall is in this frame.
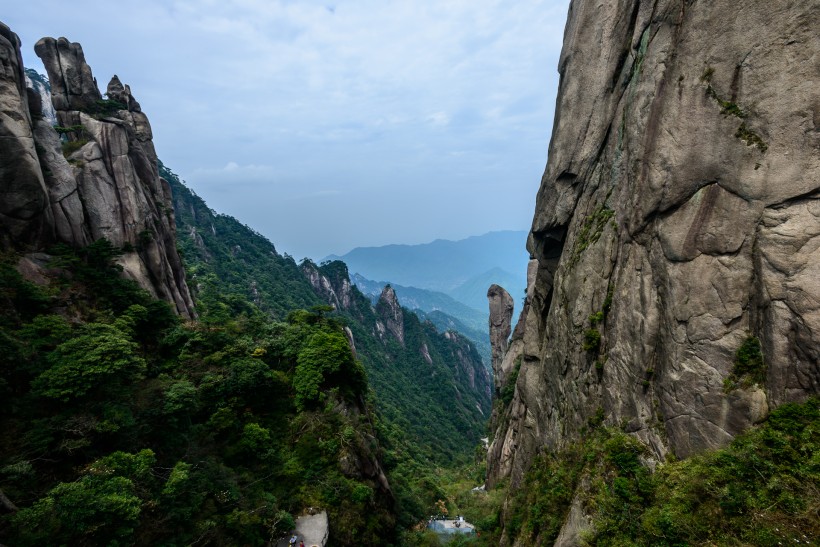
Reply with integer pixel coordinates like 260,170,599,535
0,23,53,248
489,0,820,492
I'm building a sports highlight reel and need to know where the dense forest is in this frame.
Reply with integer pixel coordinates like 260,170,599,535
0,240,395,545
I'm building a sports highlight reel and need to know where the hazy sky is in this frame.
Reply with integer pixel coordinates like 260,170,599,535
7,1,570,259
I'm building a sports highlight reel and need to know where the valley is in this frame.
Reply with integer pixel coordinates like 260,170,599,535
2,1,820,545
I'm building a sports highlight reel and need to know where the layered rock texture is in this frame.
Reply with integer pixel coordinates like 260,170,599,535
487,284,514,392
375,285,405,346
488,0,820,499
0,25,194,317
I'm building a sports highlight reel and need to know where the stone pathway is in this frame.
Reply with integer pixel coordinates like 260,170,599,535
276,511,329,547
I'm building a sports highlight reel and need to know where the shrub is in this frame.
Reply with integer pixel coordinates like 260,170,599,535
583,328,601,352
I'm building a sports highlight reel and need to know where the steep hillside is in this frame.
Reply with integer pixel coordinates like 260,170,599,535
352,273,492,365
488,0,820,543
0,243,395,546
302,262,492,460
165,166,492,463
164,162,322,319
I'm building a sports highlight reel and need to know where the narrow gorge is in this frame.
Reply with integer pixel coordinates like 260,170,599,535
1,1,819,545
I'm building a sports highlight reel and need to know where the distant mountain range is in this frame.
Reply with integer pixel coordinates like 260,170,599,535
325,231,529,296
448,266,525,313
326,231,528,338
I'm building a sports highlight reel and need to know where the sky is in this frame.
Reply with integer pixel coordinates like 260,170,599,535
6,0,570,260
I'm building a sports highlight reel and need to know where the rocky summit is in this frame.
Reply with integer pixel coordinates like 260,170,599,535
0,27,194,317
488,0,820,498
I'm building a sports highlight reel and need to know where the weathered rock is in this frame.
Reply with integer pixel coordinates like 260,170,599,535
300,260,355,311
489,0,820,532
376,285,405,346
487,284,514,391
0,23,53,248
33,37,100,112
31,116,91,245
0,25,195,318
30,37,195,318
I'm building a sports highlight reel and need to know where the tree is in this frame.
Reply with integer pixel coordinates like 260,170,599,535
33,323,146,402
10,450,155,546
293,330,361,410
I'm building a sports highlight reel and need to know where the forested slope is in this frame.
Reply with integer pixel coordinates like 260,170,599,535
0,243,393,545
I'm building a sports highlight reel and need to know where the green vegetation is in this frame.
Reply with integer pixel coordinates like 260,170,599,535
0,245,393,545
61,138,88,157
583,328,601,352
80,98,128,117
500,358,522,406
725,335,766,391
53,124,86,138
569,206,614,268
163,162,323,319
736,122,769,153
602,286,614,315
701,66,768,153
503,398,820,546
162,162,493,537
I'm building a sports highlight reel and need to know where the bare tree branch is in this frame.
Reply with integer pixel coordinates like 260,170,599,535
0,487,18,512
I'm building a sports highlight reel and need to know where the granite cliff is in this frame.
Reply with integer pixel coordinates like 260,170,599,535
488,0,819,515
0,25,194,317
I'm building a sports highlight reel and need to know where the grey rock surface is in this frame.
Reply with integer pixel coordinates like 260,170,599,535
488,0,820,533
376,285,405,346
487,284,514,391
0,25,194,318
33,37,100,112
276,511,329,547
0,23,53,248
296,511,329,547
300,261,355,311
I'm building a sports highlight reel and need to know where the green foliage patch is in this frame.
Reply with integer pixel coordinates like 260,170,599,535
569,206,614,268
500,358,522,406
701,66,768,154
725,335,766,391
503,398,820,546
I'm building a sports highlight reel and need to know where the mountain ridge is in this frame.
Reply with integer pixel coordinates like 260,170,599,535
325,230,529,295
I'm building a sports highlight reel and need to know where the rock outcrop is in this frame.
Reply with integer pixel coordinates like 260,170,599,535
301,260,356,312
487,284,514,392
0,23,54,248
375,285,405,346
489,0,820,502
0,25,194,318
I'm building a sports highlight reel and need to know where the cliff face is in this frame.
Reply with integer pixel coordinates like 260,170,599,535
489,0,820,490
0,25,194,318
375,285,405,346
